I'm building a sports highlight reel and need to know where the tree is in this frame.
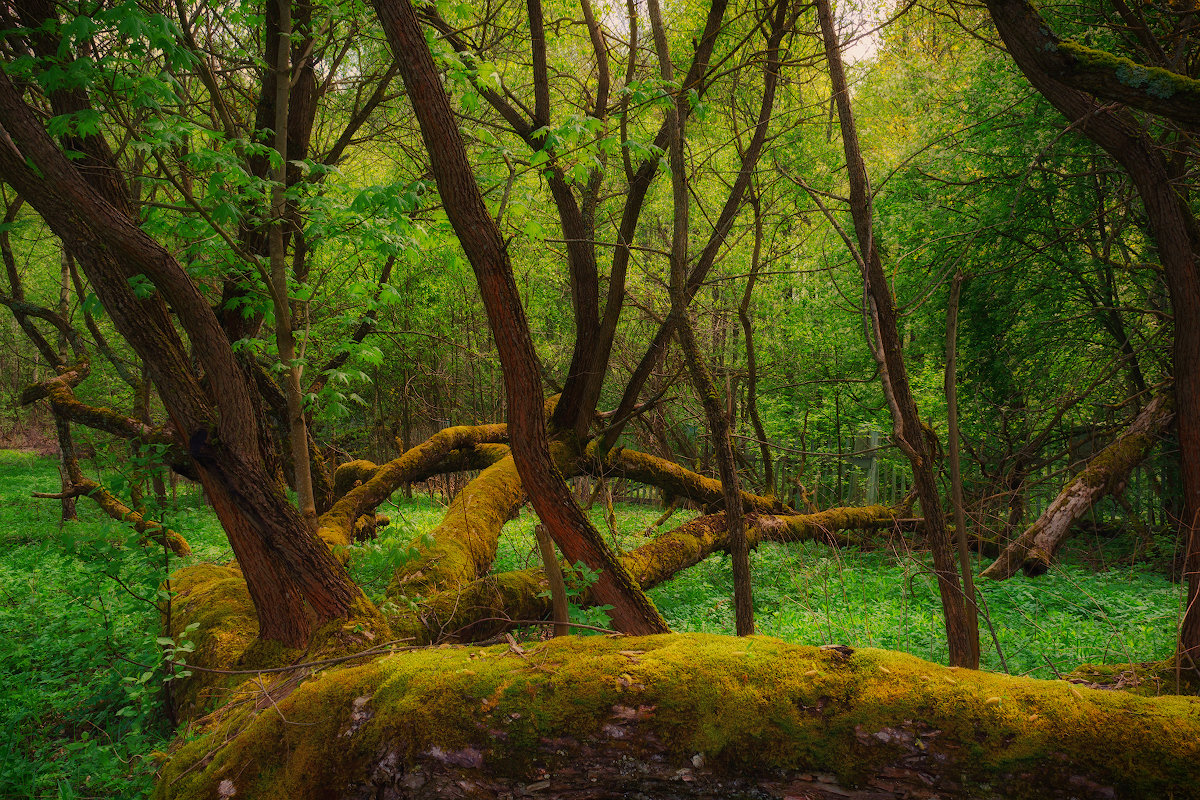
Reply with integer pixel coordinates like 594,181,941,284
982,0,1200,662
0,1,369,648
5,0,1198,795
815,0,977,667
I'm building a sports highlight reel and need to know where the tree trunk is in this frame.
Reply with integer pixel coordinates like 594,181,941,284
647,0,753,636
982,392,1174,580
945,271,979,665
0,67,368,649
375,0,669,635
816,0,976,667
983,0,1200,669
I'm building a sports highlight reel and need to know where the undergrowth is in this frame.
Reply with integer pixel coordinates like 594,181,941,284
0,451,225,799
0,451,1185,798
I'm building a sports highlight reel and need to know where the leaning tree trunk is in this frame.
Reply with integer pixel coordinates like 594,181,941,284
375,0,669,635
0,67,369,650
982,392,1174,580
982,0,1200,669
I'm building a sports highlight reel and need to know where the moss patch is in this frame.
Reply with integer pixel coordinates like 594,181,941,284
154,634,1200,799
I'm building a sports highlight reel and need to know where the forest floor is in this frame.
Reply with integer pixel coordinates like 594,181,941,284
0,449,1184,798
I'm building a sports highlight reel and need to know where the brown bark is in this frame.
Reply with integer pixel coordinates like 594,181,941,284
982,0,1200,661
599,2,789,452
817,0,975,667
647,0,752,636
737,189,775,496
268,0,318,532
374,0,669,635
982,392,1174,580
945,271,980,665
534,523,570,637
51,412,77,522
0,62,367,648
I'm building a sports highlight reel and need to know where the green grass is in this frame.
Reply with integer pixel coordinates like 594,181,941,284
0,451,1185,797
0,450,227,800
649,542,1180,678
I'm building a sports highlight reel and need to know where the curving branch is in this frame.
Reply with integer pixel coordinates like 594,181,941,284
980,1,1200,126
35,476,191,556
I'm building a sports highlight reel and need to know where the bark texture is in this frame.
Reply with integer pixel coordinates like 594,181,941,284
816,0,975,666
982,393,1174,580
376,0,668,635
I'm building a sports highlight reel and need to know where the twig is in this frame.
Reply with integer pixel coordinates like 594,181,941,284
175,638,416,675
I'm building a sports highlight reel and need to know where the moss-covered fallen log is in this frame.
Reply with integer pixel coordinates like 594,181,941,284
153,634,1200,800
68,476,191,556
381,505,904,644
319,424,509,549
161,503,908,714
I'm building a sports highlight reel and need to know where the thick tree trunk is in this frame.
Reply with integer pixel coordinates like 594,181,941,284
0,68,368,649
375,0,669,635
154,634,1200,800
982,392,1174,580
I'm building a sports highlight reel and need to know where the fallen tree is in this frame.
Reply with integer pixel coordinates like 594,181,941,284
154,634,1200,800
981,392,1173,580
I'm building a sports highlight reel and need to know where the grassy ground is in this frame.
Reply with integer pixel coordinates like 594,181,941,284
0,450,1184,798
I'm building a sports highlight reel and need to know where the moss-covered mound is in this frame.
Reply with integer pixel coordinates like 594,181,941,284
154,634,1200,799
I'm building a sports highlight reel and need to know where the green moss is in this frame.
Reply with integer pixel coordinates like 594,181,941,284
154,634,1200,800
1059,41,1200,101
164,563,260,719
332,459,381,498
387,454,524,599
1069,659,1200,697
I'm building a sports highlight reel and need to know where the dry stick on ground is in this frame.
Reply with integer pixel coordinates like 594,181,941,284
534,524,570,637
982,391,1175,580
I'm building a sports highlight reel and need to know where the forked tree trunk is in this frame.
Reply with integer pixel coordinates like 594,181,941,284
982,393,1174,580
647,0,753,636
376,0,669,635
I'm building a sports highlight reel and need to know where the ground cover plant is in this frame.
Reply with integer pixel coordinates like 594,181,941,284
0,450,1184,798
2,0,1199,793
